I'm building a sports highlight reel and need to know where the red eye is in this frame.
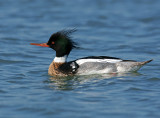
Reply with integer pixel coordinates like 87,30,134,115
52,42,55,44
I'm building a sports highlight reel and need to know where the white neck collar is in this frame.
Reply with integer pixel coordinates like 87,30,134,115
54,55,67,63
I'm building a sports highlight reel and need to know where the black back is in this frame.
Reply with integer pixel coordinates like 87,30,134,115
76,56,121,60
74,56,136,62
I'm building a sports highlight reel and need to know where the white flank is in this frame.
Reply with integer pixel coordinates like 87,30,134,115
54,55,67,63
76,59,122,65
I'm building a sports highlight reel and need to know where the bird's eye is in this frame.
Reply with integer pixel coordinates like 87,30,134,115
52,42,55,44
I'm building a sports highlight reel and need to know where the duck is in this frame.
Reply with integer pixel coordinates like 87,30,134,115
31,29,152,76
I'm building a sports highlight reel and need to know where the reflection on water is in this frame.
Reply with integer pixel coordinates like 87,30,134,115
47,72,141,90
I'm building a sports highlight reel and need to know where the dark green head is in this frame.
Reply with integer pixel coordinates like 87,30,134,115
47,29,78,57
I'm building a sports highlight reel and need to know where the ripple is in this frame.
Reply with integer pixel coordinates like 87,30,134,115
147,77,160,81
137,16,160,23
0,59,29,64
125,87,150,92
2,37,20,41
17,107,46,113
1,52,36,59
86,20,107,27
0,89,6,93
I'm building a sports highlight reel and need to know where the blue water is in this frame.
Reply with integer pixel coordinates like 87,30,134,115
0,0,160,118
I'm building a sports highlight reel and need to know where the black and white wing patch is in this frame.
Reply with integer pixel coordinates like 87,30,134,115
58,61,79,74
70,61,79,73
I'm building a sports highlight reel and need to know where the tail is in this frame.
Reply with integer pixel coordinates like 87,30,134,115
130,59,153,72
117,59,153,72
139,59,153,65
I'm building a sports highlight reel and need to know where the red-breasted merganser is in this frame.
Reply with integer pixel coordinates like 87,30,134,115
31,30,152,76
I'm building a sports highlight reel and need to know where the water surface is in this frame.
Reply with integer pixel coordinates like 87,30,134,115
0,0,160,118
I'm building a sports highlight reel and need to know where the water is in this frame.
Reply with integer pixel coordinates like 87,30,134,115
0,0,160,118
